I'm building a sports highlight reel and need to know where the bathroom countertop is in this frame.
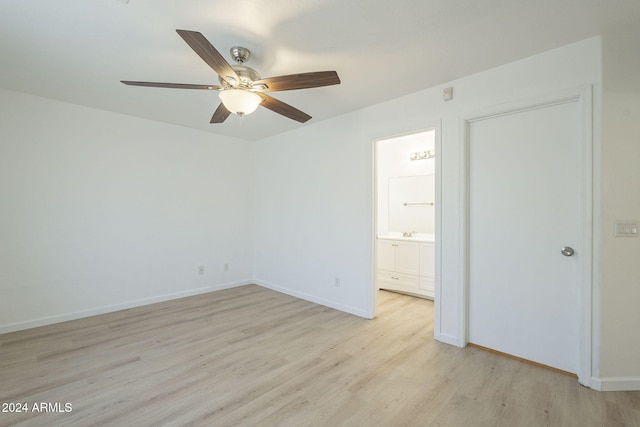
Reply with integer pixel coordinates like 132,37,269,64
377,234,435,243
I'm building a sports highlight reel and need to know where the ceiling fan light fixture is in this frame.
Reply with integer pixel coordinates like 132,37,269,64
123,30,341,124
219,89,262,116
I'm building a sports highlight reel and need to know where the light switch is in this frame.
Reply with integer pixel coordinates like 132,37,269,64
615,221,639,237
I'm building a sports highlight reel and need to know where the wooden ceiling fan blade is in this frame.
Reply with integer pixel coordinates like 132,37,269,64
210,103,231,123
253,71,340,92
175,29,240,85
258,94,311,123
121,81,222,90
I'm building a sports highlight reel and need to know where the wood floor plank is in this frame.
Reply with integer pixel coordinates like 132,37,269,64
0,285,638,426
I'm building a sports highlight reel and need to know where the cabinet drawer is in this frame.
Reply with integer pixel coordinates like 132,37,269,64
377,270,419,291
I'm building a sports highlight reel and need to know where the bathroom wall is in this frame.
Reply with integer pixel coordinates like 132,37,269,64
377,130,436,237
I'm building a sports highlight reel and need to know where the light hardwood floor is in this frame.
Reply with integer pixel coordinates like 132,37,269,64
1,285,638,426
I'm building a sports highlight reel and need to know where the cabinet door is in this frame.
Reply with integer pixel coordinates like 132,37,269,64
377,240,396,271
420,242,435,277
396,241,420,275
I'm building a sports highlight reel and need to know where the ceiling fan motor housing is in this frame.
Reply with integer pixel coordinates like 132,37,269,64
219,64,261,88
218,47,260,88
230,46,251,64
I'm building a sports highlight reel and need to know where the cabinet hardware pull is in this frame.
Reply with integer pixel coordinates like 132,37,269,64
391,277,399,280
403,202,434,206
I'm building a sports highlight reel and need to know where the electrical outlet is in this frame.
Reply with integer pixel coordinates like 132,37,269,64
224,263,230,272
198,266,205,275
334,277,341,287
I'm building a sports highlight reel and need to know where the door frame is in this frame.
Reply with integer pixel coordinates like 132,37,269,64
370,121,442,319
460,86,593,386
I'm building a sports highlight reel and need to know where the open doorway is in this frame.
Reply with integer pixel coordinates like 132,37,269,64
373,129,437,312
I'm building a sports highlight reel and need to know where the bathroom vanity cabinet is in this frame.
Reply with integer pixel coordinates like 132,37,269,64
377,237,434,299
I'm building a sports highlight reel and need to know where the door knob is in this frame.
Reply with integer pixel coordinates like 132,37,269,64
561,246,575,257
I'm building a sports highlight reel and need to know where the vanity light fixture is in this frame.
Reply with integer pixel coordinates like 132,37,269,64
409,150,435,161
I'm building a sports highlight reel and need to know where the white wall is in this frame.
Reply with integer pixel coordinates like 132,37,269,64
253,36,603,363
597,34,640,390
252,116,375,316
0,89,254,333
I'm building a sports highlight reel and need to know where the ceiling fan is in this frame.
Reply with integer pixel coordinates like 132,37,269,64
121,29,341,124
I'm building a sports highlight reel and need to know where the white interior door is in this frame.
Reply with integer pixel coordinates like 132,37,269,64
468,99,581,373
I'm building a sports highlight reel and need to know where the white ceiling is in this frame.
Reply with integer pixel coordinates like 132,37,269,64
1,0,639,141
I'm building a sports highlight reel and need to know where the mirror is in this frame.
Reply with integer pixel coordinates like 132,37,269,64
388,175,434,233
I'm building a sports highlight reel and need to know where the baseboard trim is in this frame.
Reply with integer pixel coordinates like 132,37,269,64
591,376,640,391
468,342,578,378
254,279,372,319
0,280,251,335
